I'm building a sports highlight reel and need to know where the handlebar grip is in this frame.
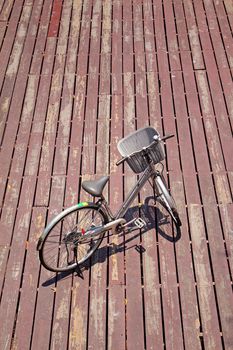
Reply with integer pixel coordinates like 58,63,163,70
116,157,127,166
160,134,175,141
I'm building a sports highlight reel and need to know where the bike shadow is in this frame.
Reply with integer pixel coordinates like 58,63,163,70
42,196,181,285
91,195,181,263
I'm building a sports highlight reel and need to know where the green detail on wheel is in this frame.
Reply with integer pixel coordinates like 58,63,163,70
77,202,89,207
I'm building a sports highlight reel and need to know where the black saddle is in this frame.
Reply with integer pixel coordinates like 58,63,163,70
82,176,109,197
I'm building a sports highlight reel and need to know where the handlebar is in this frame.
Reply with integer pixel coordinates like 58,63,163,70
160,133,174,141
116,133,175,166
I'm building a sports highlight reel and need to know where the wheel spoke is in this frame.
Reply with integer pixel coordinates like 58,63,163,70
40,206,106,272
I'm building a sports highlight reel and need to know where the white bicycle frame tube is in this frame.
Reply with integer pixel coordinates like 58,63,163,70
114,164,155,219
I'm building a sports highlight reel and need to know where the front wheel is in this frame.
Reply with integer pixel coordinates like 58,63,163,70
154,175,182,228
37,203,108,272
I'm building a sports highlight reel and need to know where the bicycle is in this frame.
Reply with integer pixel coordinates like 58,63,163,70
37,126,181,272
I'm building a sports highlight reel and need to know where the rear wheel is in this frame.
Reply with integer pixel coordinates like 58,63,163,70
154,174,182,228
38,204,108,272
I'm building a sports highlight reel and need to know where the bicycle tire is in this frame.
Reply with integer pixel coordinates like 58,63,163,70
37,203,109,272
154,175,182,228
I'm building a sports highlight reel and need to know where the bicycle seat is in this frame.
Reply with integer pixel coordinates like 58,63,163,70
82,176,109,197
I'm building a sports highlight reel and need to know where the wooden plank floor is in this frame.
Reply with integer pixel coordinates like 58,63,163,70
0,0,233,349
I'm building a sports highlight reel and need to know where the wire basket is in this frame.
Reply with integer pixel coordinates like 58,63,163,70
117,127,165,173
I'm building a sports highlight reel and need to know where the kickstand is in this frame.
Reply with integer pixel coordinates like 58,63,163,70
74,246,84,279
75,263,84,279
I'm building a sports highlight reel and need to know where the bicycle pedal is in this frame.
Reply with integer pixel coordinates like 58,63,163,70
134,218,146,229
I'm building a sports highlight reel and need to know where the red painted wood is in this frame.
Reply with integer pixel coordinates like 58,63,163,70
108,285,126,350
31,176,66,350
78,0,92,58
0,0,24,89
214,0,233,69
0,76,39,293
169,177,202,350
182,0,205,70
36,16,73,202
173,0,190,51
219,204,233,274
0,0,52,205
157,50,174,116
30,0,53,75
133,2,144,53
99,53,111,95
48,0,63,37
0,0,43,163
143,0,156,53
13,207,46,350
0,176,36,350
0,22,7,48
163,0,181,71
0,0,14,21
0,1,232,349
53,72,75,176
112,0,122,95
140,182,164,349
188,205,224,349
87,246,108,349
192,0,213,51
203,204,233,349
123,1,133,54
24,74,54,177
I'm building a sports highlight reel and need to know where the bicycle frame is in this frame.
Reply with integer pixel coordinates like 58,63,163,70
99,162,157,221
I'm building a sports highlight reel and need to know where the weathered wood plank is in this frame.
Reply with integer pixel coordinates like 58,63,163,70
0,0,36,143
35,66,64,205
163,0,181,71
107,96,125,348
87,57,109,349
202,0,230,69
214,0,233,69
147,71,161,127
112,0,122,95
143,0,156,54
23,32,55,183
68,275,90,350
170,72,201,205
48,0,62,37
31,176,66,350
0,0,23,88
53,73,75,176
203,204,233,349
124,173,145,350
140,182,164,349
0,0,50,205
163,113,203,349
173,0,190,51
108,285,126,350
102,0,111,54
0,76,39,297
87,246,108,349
182,0,205,69
30,0,53,75
13,207,46,350
0,1,232,349
0,176,36,350
0,21,7,48
156,201,184,350
0,0,14,21
122,69,145,350
219,204,233,274
189,204,223,349
123,1,133,54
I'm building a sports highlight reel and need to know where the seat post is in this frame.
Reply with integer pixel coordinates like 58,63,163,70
98,195,115,220
100,194,105,202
